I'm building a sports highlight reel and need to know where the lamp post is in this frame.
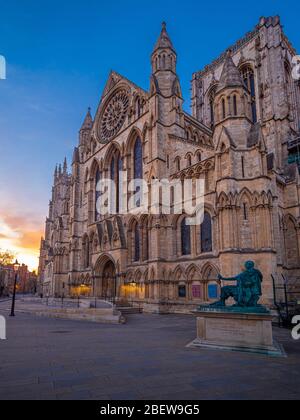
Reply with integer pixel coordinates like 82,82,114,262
10,259,20,317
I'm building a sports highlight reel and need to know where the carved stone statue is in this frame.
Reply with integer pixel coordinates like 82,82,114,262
211,261,263,309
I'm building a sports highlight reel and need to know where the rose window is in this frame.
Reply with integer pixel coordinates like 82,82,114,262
99,90,130,142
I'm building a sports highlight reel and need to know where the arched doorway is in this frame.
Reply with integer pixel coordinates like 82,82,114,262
102,260,116,300
94,256,117,301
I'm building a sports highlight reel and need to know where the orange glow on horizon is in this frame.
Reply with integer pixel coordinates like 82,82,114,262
0,216,41,272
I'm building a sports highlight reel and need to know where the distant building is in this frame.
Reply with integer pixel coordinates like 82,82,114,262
1,264,37,295
0,267,12,297
38,17,300,313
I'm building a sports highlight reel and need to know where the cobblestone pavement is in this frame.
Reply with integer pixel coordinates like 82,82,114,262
0,301,299,400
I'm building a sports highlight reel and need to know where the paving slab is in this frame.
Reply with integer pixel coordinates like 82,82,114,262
0,303,299,400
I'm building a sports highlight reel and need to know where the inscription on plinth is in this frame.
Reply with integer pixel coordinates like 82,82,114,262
189,310,284,357
197,314,273,348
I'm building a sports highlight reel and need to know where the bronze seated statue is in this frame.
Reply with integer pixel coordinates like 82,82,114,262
211,261,264,309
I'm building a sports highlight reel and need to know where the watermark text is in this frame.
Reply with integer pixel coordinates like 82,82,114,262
95,174,205,225
292,315,300,340
0,316,6,340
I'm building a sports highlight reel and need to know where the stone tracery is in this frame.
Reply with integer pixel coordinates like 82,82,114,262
99,90,130,142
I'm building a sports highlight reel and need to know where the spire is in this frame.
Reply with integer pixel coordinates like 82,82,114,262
54,165,58,180
216,50,244,94
58,164,62,176
63,157,67,174
80,107,93,130
151,22,177,76
152,22,176,55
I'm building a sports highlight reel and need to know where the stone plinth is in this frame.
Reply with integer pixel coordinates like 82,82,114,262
188,309,285,357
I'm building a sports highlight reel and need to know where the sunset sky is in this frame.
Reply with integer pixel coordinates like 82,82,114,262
0,0,299,272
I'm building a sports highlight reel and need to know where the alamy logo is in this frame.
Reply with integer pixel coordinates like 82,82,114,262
292,316,300,340
292,56,300,81
0,316,6,340
96,175,205,226
0,55,6,80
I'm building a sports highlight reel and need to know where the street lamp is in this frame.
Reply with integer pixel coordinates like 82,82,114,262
10,259,20,317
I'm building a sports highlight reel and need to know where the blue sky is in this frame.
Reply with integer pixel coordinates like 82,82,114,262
0,0,299,268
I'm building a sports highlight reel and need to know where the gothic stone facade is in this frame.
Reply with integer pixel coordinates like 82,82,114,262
38,17,300,313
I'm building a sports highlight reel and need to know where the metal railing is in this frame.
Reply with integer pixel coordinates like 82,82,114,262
272,273,300,328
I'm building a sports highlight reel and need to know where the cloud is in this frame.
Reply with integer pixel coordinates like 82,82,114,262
0,218,21,240
18,231,42,251
0,207,43,271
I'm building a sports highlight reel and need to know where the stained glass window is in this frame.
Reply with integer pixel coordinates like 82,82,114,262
134,138,143,207
201,212,212,253
143,227,149,261
95,168,102,222
118,157,123,212
83,236,90,269
110,157,115,213
110,157,115,179
181,218,191,256
110,153,123,213
134,223,140,262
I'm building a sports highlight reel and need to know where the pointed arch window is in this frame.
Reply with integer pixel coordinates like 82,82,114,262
187,154,192,167
144,228,149,261
82,236,90,269
110,152,123,214
181,218,191,256
201,212,212,253
134,223,140,262
95,168,102,222
208,86,217,127
141,218,149,262
243,203,248,220
110,157,115,213
233,95,238,116
241,66,257,123
156,57,159,71
133,137,143,208
222,99,226,119
175,157,181,172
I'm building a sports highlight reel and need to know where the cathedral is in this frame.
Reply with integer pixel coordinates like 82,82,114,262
38,16,300,313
